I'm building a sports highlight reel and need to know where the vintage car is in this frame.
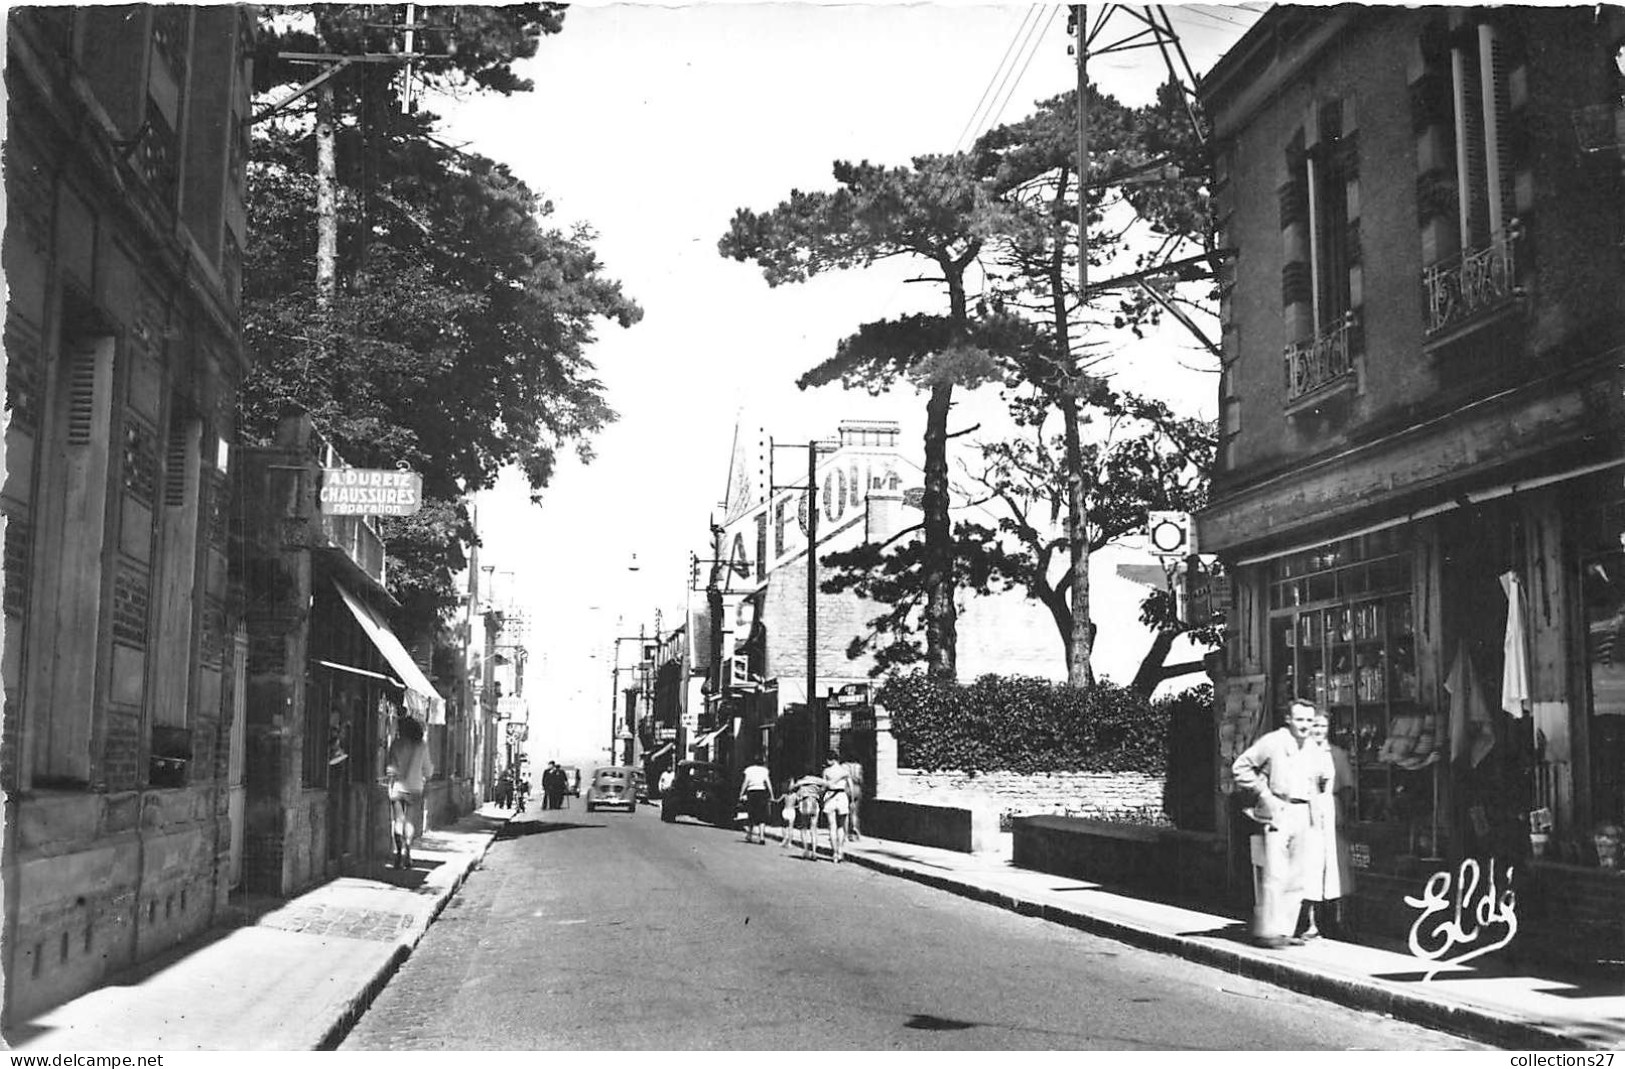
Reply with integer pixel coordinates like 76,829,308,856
659,761,733,825
583,766,638,813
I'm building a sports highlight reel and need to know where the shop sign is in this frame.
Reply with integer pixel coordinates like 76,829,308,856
320,467,423,516
504,722,528,742
1184,562,1230,628
657,727,677,741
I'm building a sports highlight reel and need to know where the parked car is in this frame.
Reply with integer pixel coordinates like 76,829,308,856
659,761,733,825
584,767,637,813
632,768,649,804
559,766,581,797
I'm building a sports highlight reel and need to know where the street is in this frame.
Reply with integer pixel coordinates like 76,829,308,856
340,806,1485,1050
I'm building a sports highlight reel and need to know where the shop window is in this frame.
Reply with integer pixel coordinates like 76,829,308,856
1268,531,1434,836
1582,499,1625,831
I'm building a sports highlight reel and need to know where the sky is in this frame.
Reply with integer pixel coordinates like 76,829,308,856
441,2,1267,765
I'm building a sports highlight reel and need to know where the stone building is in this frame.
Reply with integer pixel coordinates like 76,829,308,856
1196,6,1625,964
1,6,255,1019
233,415,444,896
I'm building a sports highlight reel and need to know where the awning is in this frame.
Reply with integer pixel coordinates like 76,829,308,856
645,743,674,761
333,580,446,724
691,726,728,751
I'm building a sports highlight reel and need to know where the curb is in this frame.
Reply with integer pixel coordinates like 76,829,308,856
315,816,508,1051
839,846,1591,1052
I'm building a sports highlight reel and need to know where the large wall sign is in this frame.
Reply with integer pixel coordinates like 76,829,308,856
720,446,910,590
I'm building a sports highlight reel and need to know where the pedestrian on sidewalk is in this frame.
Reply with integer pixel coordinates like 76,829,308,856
822,756,851,863
788,769,827,860
739,756,774,844
1231,699,1332,949
1298,710,1355,940
384,715,433,870
843,755,865,841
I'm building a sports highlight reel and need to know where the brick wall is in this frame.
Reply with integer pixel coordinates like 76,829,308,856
886,767,1165,820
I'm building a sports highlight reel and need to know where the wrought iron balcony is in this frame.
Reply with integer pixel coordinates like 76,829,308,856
1423,222,1522,338
1283,313,1357,407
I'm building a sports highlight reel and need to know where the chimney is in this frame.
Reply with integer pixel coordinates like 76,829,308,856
865,487,906,545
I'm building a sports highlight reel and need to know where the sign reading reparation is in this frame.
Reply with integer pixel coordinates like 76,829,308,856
320,468,423,516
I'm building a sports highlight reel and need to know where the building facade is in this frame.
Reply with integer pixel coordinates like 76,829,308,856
233,415,445,896
690,419,1066,785
2,6,255,1019
1197,6,1625,962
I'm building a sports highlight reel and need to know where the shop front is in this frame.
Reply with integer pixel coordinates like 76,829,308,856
1216,467,1625,963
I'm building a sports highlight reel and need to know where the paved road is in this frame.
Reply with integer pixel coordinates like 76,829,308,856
341,805,1486,1050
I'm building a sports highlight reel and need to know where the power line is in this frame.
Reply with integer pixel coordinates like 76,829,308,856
953,5,1040,153
985,5,1064,136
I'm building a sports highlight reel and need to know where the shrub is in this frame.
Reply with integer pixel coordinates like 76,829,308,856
879,671,1169,775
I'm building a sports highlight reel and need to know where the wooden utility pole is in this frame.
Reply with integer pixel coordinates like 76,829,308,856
807,440,822,769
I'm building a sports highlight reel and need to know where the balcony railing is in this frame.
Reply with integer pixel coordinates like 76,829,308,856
1283,313,1357,406
1423,222,1522,337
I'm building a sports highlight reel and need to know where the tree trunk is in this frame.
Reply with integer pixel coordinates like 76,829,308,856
1045,165,1094,687
922,379,957,678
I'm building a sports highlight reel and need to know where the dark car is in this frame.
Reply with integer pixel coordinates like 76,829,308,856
659,761,733,825
584,766,637,813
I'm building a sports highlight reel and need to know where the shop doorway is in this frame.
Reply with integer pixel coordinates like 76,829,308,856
1437,504,1534,861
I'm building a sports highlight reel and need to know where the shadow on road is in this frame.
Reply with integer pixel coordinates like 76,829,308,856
497,821,603,840
904,1013,977,1032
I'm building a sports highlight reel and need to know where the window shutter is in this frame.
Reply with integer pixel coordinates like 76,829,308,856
1480,23,1514,233
65,347,98,445
164,419,190,507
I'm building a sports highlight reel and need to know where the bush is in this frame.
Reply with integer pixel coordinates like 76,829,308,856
879,671,1170,775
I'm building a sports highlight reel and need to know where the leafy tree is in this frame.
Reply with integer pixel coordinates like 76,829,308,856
720,156,1019,678
244,6,641,630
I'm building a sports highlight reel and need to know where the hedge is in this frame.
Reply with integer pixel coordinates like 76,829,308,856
879,672,1209,776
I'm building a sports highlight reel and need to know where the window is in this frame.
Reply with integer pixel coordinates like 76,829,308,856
1581,499,1625,831
1282,100,1360,407
150,400,202,730
1414,15,1525,336
27,303,117,784
1268,531,1433,836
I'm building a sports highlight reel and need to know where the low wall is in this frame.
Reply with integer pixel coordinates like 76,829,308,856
865,799,1001,854
886,768,1165,821
1012,815,1228,905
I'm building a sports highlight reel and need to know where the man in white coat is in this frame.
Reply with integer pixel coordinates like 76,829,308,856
1232,699,1333,948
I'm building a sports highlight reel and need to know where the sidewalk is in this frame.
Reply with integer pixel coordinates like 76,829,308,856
831,830,1625,1052
2,805,512,1052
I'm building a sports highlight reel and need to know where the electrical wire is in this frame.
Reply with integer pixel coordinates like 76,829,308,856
985,5,1064,136
953,5,1040,153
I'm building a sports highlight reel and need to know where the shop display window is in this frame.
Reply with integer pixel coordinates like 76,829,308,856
1581,499,1625,833
1268,531,1436,831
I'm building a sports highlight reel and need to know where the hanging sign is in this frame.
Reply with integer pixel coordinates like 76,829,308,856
320,468,423,516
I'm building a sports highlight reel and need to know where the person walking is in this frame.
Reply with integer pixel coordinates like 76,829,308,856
542,762,565,810
843,756,865,841
739,756,775,844
1298,711,1355,939
788,768,827,860
1231,699,1332,949
384,715,432,870
821,756,852,863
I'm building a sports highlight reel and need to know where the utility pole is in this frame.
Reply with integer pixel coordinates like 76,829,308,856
807,440,822,769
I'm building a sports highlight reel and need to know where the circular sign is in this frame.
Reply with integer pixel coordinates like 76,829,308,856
1149,515,1189,555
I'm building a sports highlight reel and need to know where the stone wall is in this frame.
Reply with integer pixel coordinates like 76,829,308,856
885,768,1166,822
